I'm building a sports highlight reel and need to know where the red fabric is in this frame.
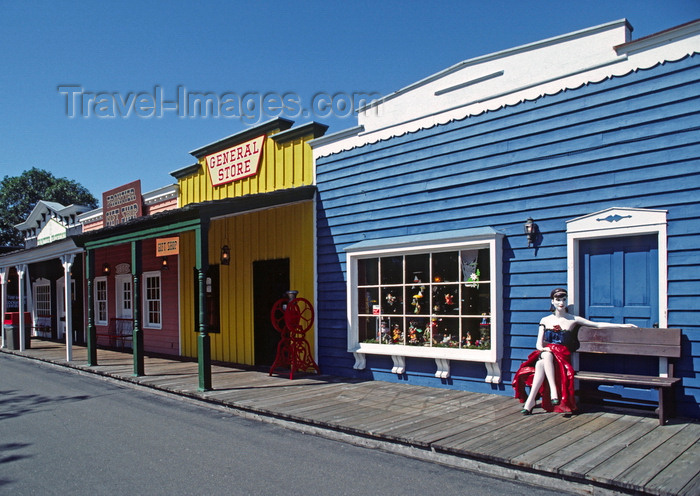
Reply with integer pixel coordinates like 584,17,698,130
512,343,577,413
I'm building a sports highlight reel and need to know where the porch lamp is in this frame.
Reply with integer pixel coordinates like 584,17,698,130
161,256,169,271
220,245,230,265
524,217,538,247
102,263,111,275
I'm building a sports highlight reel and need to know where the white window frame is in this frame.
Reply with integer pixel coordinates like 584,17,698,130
346,228,503,382
143,271,162,329
566,207,668,327
94,276,108,326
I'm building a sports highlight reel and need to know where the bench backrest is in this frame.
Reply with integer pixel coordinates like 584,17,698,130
577,326,681,358
109,317,134,336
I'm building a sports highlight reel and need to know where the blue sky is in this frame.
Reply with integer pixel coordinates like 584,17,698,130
1,0,698,200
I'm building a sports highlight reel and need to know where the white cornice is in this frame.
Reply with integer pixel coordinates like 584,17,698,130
313,19,700,159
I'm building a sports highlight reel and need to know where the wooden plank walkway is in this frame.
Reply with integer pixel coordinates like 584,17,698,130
4,339,698,496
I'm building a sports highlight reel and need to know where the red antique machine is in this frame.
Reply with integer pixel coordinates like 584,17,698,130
269,291,320,379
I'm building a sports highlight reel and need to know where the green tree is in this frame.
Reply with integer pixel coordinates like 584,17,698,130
0,168,98,247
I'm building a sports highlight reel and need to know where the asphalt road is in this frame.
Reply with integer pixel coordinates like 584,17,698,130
0,353,567,495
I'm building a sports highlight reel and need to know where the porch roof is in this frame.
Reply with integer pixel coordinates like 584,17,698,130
73,185,316,249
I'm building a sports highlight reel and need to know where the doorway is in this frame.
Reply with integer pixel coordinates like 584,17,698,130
579,234,659,400
115,274,134,320
56,277,66,340
579,234,659,327
253,258,290,366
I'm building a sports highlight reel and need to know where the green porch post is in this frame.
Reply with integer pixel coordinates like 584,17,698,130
132,240,145,376
86,249,98,366
196,224,212,391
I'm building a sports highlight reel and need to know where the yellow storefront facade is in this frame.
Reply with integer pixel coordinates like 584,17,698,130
172,118,326,368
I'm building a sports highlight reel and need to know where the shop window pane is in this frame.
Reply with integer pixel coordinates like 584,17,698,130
407,317,430,346
462,284,490,316
462,316,491,349
358,258,378,286
433,317,459,348
380,316,403,344
432,251,458,282
359,316,378,343
431,283,459,315
388,320,405,345
380,256,403,284
357,287,379,315
405,254,429,284
406,284,429,315
381,287,403,314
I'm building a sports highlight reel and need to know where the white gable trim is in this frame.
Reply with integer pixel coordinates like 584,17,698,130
566,207,668,327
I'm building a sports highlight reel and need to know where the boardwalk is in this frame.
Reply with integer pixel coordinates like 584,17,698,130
3,339,698,496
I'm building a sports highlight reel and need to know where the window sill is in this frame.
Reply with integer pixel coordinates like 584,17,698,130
349,343,501,383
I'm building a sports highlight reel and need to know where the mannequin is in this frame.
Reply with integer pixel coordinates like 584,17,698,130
513,288,636,414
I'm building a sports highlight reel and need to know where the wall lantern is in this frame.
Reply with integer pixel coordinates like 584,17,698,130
220,245,230,265
161,257,169,271
524,217,538,247
102,263,111,275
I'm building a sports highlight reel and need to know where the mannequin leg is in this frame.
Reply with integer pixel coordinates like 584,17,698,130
523,360,546,411
541,351,559,401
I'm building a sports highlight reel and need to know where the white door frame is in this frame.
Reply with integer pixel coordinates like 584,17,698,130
566,207,668,328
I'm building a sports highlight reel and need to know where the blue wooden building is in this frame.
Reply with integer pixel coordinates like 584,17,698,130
311,19,700,418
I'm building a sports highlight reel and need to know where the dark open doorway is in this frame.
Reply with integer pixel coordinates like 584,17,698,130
253,258,290,366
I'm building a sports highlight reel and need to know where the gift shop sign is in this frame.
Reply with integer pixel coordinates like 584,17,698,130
156,236,179,257
205,135,265,187
102,180,143,228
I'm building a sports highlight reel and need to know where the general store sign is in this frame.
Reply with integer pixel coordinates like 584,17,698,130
103,180,143,227
156,236,179,257
205,135,265,187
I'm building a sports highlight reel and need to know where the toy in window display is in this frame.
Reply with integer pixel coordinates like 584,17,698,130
444,292,454,306
383,291,399,314
411,287,425,314
513,287,636,415
462,250,480,289
427,318,438,344
380,321,391,343
408,323,419,344
391,324,403,344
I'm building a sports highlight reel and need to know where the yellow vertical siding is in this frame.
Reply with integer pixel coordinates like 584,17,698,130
179,201,315,365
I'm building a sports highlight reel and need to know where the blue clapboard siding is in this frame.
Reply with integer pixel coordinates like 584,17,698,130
316,55,700,417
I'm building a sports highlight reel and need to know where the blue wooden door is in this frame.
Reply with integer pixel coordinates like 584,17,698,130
579,234,659,402
580,234,658,327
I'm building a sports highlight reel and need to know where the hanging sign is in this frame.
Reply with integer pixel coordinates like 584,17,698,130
205,135,266,187
156,236,179,257
102,180,143,227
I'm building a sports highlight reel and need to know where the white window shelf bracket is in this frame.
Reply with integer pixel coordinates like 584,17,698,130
485,362,502,383
435,358,450,378
391,355,405,374
353,352,366,370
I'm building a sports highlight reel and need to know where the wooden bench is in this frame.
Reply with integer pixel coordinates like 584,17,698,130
575,326,682,425
97,318,134,350
32,314,53,338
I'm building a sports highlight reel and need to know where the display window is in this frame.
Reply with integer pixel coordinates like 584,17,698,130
346,229,502,364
